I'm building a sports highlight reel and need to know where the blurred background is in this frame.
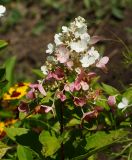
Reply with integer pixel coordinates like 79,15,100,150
0,0,132,89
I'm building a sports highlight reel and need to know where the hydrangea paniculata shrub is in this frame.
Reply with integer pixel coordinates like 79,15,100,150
1,15,131,160
25,17,110,119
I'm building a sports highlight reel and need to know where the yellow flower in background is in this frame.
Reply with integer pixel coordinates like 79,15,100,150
0,122,6,139
5,119,18,125
0,119,18,139
3,82,30,100
0,122,5,134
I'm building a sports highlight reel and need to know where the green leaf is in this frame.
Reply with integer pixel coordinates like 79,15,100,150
32,69,44,78
0,68,8,92
71,129,128,160
0,68,6,81
15,130,43,156
0,141,11,159
125,27,132,34
19,112,27,120
123,87,132,103
41,92,53,104
102,83,119,95
17,145,33,160
39,130,61,157
90,76,100,89
61,130,71,144
85,130,128,150
0,79,8,89
0,110,13,118
0,0,11,5
25,118,57,132
7,9,22,26
32,21,45,36
95,0,101,6
0,40,8,49
112,8,124,19
42,0,62,10
0,67,9,94
95,96,110,110
5,127,29,141
83,0,90,8
66,118,81,127
4,56,16,89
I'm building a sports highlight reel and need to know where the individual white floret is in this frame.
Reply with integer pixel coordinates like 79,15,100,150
54,33,63,46
46,43,54,54
74,26,87,38
41,65,48,75
75,16,86,28
62,26,69,33
80,33,90,42
118,97,129,109
80,55,95,67
88,47,100,60
0,5,6,17
47,56,57,63
70,40,88,53
70,16,87,33
75,68,81,74
80,47,100,67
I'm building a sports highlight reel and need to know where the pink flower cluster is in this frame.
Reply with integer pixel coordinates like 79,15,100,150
19,17,112,121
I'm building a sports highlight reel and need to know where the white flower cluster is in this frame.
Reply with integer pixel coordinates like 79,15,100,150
80,47,99,67
0,5,6,17
42,17,108,75
48,16,91,53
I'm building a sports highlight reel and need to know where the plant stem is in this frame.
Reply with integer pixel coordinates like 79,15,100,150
60,102,64,160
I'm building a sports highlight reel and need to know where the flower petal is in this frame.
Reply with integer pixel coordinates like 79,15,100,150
0,5,6,17
41,105,53,113
26,90,36,99
122,97,129,105
80,81,89,91
38,84,46,96
56,91,66,102
118,102,126,109
74,97,86,107
108,96,116,106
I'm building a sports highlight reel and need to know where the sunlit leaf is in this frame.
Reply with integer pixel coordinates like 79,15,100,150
4,56,16,89
0,40,8,49
0,141,11,159
102,83,119,95
5,127,29,141
71,130,128,160
123,87,132,103
17,145,33,160
39,130,61,157
66,118,81,127
95,96,110,110
41,92,54,103
32,69,44,78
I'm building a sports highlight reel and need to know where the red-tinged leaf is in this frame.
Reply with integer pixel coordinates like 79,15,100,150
89,36,104,45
